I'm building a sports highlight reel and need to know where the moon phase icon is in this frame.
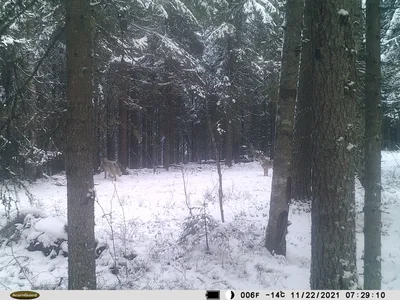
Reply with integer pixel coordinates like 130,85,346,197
225,290,235,299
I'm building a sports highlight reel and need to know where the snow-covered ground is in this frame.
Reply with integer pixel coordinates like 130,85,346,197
0,151,399,290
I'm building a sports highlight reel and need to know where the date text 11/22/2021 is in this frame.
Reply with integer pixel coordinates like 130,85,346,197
266,291,386,299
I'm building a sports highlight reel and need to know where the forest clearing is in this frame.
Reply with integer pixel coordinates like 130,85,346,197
0,151,399,290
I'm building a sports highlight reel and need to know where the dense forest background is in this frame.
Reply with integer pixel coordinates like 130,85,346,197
0,0,398,182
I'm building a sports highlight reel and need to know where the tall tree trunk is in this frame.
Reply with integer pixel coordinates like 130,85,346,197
147,109,152,168
118,70,128,172
204,122,208,161
225,104,233,167
225,81,233,167
364,0,382,289
170,105,176,165
144,108,151,168
92,32,101,173
310,1,358,289
137,109,143,168
151,108,157,169
106,95,115,160
264,0,303,256
269,101,277,159
129,110,138,168
292,0,312,202
65,0,96,290
206,96,225,223
351,0,366,187
224,7,235,168
93,80,100,172
25,62,38,181
191,124,196,162
163,117,170,171
24,18,40,181
163,90,173,170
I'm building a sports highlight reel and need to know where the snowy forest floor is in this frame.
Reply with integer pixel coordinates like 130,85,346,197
0,151,399,290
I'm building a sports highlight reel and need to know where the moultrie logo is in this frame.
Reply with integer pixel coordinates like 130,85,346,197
9,291,40,300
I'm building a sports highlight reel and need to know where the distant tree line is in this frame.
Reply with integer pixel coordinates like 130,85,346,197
0,0,283,182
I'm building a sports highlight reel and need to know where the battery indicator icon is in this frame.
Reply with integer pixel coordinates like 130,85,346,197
206,290,220,300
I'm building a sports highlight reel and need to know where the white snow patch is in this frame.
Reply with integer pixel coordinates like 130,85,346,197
0,36,27,46
0,152,399,290
34,217,67,241
347,143,355,150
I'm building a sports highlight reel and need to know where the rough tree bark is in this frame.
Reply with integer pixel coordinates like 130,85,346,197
350,0,366,188
93,79,100,171
292,0,312,202
162,86,172,171
364,0,382,290
118,66,129,173
106,95,116,160
225,102,234,167
268,100,277,159
93,30,102,173
136,109,143,168
310,1,358,289
129,111,139,168
65,0,96,290
206,95,225,223
264,0,303,255
25,19,40,181
151,108,157,169
225,31,234,168
224,0,235,168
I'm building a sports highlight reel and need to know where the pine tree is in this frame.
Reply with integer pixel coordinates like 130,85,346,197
292,0,312,202
264,0,303,255
364,0,382,289
65,0,96,289
310,1,358,289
